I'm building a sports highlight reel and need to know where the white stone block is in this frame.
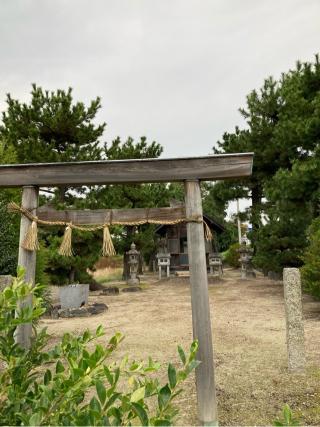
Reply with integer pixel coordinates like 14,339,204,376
59,284,89,309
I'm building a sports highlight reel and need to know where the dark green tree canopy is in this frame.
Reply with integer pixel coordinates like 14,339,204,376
0,84,105,163
212,55,320,273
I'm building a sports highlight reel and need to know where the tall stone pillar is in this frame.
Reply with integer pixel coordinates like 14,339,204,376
283,268,306,372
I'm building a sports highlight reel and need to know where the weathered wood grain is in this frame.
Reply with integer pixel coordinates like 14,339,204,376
36,205,186,224
0,153,253,187
14,186,38,349
184,180,218,424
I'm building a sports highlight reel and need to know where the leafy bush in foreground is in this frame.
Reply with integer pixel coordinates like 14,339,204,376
0,268,199,426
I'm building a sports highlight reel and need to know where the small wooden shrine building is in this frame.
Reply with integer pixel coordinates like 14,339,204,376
155,213,225,271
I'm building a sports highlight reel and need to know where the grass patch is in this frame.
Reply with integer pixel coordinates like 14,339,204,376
95,267,123,284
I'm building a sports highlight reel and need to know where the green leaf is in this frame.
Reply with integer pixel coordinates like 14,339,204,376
158,384,171,410
177,345,186,365
113,367,120,385
185,359,201,375
44,369,52,385
104,392,121,410
107,407,122,425
131,402,149,426
283,404,291,424
82,329,90,342
96,379,107,405
90,396,101,413
104,366,114,385
168,363,177,389
154,419,171,426
130,386,145,403
96,325,104,336
29,413,42,426
56,359,65,373
189,340,198,359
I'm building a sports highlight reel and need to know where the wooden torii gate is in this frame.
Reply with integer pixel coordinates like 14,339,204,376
0,153,253,425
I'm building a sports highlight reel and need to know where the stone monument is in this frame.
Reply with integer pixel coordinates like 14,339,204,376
127,242,140,286
283,268,306,371
59,284,89,309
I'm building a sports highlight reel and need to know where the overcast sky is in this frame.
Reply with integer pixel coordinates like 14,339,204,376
1,1,320,215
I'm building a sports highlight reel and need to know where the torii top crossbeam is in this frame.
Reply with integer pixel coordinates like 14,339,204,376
0,153,253,187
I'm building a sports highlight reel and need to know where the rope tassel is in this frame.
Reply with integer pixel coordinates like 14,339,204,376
58,224,74,257
204,220,213,241
22,220,39,251
102,225,116,256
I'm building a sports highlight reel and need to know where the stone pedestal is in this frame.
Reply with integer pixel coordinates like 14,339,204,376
283,268,306,372
59,284,89,309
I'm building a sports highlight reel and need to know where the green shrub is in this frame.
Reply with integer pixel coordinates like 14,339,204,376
0,268,199,426
223,242,241,268
301,217,320,299
273,404,300,426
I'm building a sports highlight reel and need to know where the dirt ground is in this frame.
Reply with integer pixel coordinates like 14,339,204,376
42,269,320,426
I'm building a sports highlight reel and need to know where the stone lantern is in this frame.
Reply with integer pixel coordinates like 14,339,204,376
156,252,171,279
238,240,256,279
156,237,171,279
127,242,140,286
208,252,223,277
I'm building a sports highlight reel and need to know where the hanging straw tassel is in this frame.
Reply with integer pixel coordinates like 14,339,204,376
22,220,40,251
58,224,74,257
203,220,213,241
102,225,116,256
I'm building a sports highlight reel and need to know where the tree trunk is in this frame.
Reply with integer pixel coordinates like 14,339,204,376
69,267,75,283
251,185,263,231
122,252,130,281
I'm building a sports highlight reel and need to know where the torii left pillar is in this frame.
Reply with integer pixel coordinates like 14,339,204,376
14,185,39,349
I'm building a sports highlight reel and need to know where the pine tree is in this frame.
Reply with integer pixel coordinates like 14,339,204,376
0,85,106,282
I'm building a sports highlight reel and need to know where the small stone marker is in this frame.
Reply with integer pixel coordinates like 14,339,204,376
100,286,120,295
283,268,306,372
56,302,108,318
122,286,141,293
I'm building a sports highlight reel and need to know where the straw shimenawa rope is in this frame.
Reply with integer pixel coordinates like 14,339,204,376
8,201,213,257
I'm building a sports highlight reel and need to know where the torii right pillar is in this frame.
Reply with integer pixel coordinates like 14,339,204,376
185,180,218,426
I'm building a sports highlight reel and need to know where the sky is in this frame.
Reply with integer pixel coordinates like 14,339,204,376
1,0,320,215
